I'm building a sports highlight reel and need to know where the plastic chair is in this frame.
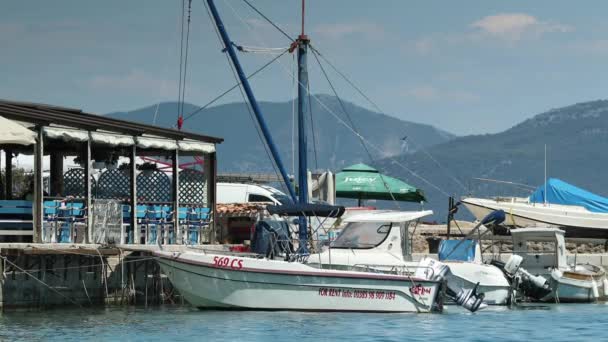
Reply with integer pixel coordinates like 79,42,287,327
145,205,165,244
187,207,211,244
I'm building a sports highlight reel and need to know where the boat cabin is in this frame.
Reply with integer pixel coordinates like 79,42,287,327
510,228,567,273
312,210,433,268
0,99,223,245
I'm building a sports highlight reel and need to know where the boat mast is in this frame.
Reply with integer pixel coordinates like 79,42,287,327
544,144,547,205
205,0,297,202
295,0,310,253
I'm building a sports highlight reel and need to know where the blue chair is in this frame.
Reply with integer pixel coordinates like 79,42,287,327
43,200,59,242
161,205,174,244
187,207,211,244
145,205,166,244
56,202,85,243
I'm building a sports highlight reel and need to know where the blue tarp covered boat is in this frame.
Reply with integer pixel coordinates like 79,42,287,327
529,178,608,213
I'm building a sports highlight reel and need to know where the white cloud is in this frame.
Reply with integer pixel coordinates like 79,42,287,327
404,85,480,103
88,70,175,97
471,13,572,41
313,22,386,41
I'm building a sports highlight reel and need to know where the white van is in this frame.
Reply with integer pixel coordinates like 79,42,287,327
216,182,292,205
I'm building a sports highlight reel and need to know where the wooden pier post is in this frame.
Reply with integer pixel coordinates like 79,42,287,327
33,129,43,243
4,149,12,200
130,145,138,244
84,139,92,243
172,149,180,244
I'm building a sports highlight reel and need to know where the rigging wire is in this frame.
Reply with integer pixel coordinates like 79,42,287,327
177,0,186,124
307,69,319,171
291,53,297,174
241,0,294,43
203,0,291,196
311,48,401,208
309,45,469,193
182,48,289,123
179,0,193,129
224,1,450,198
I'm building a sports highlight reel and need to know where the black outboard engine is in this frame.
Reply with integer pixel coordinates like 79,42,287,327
417,258,487,313
502,255,552,301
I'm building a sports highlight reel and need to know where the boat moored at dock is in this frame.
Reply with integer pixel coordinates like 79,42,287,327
155,249,444,313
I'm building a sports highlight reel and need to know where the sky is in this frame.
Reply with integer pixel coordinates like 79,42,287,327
2,0,608,135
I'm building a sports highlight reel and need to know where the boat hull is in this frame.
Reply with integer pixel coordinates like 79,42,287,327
540,270,608,303
156,251,444,313
462,198,608,238
443,262,511,305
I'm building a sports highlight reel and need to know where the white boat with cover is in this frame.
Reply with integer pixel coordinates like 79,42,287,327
507,228,608,302
309,209,511,306
462,178,608,238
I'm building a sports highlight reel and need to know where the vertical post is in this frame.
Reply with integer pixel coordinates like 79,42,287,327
33,129,43,243
544,144,547,205
130,145,138,244
207,152,217,243
296,33,310,254
5,149,12,200
50,152,64,197
205,0,296,202
84,139,92,244
0,149,3,200
172,148,180,244
447,197,453,239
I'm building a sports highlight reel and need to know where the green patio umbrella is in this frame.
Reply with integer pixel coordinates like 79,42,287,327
335,163,425,206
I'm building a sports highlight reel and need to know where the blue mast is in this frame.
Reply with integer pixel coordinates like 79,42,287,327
295,4,310,254
205,0,297,203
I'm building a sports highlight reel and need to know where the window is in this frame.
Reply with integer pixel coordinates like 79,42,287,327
331,222,392,249
248,194,273,203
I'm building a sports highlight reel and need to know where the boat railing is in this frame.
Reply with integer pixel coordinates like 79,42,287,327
352,263,435,278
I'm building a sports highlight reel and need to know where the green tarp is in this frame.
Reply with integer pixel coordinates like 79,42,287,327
335,163,425,203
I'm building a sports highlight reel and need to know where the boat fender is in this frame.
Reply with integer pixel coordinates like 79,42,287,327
603,278,608,297
504,255,523,275
592,279,599,299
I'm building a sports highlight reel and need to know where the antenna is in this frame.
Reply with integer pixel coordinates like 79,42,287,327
301,0,305,36
544,144,547,205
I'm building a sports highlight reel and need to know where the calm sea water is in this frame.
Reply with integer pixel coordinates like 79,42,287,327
0,304,606,341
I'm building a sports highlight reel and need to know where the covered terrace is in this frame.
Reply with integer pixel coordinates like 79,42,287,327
0,99,223,245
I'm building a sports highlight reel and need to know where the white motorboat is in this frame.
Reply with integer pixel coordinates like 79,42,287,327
155,248,445,313
155,0,488,314
507,228,608,303
309,210,512,305
462,178,608,238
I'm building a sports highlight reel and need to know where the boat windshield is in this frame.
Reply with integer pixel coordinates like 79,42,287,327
331,222,392,249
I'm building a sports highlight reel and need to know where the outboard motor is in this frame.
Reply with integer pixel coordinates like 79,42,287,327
502,255,552,301
416,257,487,312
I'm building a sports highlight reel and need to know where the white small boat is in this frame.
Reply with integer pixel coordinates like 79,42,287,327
309,210,511,305
437,240,512,305
155,249,445,313
462,178,608,238
509,227,608,302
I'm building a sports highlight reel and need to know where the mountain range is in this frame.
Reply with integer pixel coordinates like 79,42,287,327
379,99,608,221
107,97,608,222
107,95,454,172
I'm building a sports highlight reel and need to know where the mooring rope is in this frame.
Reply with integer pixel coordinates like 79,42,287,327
1,256,83,308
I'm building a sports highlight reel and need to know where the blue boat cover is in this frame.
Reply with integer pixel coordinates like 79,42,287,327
529,178,608,213
251,220,293,258
438,239,477,262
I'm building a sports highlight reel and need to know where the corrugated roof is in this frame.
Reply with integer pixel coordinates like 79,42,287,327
0,99,223,144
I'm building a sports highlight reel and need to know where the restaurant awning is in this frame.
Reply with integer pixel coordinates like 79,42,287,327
0,116,36,145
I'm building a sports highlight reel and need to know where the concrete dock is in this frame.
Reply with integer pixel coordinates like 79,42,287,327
1,225,607,310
